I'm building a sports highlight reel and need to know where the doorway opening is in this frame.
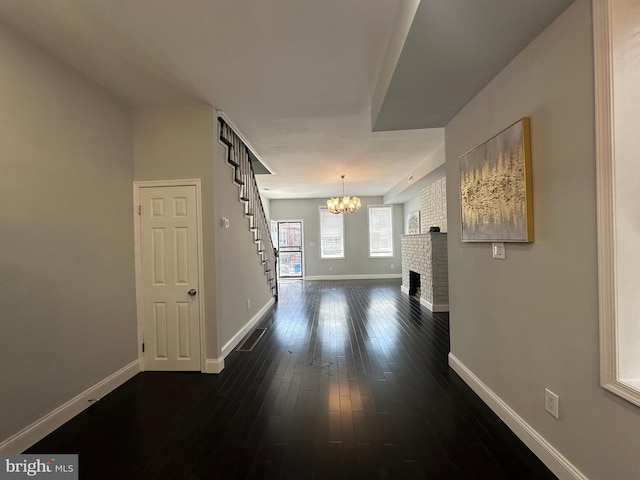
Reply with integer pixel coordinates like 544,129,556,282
276,221,303,279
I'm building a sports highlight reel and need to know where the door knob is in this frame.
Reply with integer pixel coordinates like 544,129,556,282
188,289,197,297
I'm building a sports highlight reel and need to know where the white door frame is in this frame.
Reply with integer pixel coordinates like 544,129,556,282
133,179,207,372
275,219,305,279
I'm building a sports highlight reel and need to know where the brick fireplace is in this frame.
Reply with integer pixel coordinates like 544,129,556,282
400,232,449,312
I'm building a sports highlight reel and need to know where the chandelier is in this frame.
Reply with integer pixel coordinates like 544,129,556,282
327,175,361,214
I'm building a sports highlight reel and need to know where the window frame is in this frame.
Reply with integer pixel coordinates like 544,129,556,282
595,0,640,407
368,204,394,258
319,207,345,259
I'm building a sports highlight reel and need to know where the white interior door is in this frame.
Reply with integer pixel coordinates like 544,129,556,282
138,185,202,371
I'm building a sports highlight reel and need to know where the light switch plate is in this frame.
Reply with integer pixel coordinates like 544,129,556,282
492,242,506,260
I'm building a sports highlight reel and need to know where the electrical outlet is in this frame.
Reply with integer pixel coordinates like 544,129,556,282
390,264,395,269
247,299,251,309
329,266,333,272
544,388,559,419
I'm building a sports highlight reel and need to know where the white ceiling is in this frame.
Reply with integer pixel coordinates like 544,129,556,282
0,0,574,201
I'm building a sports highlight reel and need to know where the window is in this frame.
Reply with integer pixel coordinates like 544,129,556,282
368,205,393,257
320,207,344,258
595,0,640,407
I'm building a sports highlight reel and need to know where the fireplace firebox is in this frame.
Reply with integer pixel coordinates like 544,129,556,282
409,270,420,297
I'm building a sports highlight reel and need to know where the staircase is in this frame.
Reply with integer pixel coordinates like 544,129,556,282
218,117,278,300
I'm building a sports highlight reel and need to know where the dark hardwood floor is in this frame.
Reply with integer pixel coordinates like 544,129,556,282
27,279,557,479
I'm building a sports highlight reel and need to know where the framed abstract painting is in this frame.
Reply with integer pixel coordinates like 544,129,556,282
408,210,420,234
459,117,534,242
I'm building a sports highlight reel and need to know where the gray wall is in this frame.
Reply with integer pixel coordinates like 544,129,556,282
402,166,446,233
261,194,271,222
133,106,220,359
446,1,640,478
133,108,275,360
0,26,137,442
403,196,421,232
270,198,403,278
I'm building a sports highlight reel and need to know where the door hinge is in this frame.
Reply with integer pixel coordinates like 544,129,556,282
137,205,141,215
142,342,145,353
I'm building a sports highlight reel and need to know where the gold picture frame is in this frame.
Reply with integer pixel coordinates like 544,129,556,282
459,117,533,242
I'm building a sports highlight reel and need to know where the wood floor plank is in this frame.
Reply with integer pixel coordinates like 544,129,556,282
26,279,557,479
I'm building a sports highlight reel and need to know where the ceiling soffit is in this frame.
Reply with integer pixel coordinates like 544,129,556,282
372,0,577,131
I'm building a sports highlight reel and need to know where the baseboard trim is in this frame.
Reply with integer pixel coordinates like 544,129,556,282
448,354,588,480
305,274,402,281
400,286,449,312
220,297,276,360
204,357,225,374
420,298,449,312
0,360,140,454
205,297,276,374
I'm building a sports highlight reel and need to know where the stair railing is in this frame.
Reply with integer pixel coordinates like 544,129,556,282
218,117,278,299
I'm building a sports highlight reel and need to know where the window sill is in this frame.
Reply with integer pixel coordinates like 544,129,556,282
602,379,640,408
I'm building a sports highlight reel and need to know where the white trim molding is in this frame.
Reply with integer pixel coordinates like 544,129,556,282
197,298,276,375
448,354,588,480
593,0,640,407
400,285,449,312
305,274,402,281
420,299,449,313
205,357,225,374
0,360,140,454
218,297,276,363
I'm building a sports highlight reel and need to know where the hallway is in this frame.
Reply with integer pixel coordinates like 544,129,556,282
28,280,556,479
